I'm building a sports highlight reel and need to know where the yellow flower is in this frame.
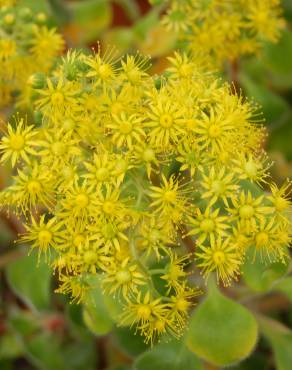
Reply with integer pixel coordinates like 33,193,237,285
229,191,272,233
83,152,116,189
196,237,242,286
8,163,55,213
149,174,193,217
107,112,146,149
58,181,97,223
253,218,290,263
102,257,145,299
89,219,129,253
232,152,271,185
267,181,292,218
187,207,230,244
200,166,239,207
38,129,81,167
21,215,64,257
176,139,203,177
2,46,291,344
30,26,64,65
161,253,190,293
0,118,40,167
169,284,201,330
146,91,187,148
120,291,170,328
84,47,118,87
0,39,16,60
120,54,150,86
36,78,79,116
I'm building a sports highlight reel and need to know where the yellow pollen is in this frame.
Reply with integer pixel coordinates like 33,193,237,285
75,193,89,208
137,305,151,320
10,134,25,150
102,224,116,239
51,142,66,156
84,251,97,264
169,265,181,280
186,119,197,130
211,180,224,194
142,148,155,162
51,92,64,105
4,14,15,24
116,269,131,284
62,166,75,180
38,230,52,244
96,168,109,181
99,64,112,79
27,180,42,193
63,118,76,131
239,205,255,219
115,159,128,174
127,68,140,83
154,320,165,331
119,121,133,134
255,231,269,248
149,229,160,243
160,114,173,128
208,124,221,138
213,250,226,265
179,64,193,77
111,102,123,115
102,200,114,214
73,234,85,247
176,298,189,312
163,190,177,202
200,218,215,232
244,161,258,178
274,197,288,212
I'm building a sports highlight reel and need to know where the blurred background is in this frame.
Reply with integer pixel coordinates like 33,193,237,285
1,1,292,369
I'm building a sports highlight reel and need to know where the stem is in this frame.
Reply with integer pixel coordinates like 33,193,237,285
113,0,141,22
0,211,26,235
149,269,165,275
230,59,240,95
0,249,25,269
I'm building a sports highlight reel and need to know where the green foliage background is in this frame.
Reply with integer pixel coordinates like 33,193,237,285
0,1,292,369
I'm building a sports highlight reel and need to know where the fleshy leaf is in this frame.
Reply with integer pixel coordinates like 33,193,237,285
82,276,114,336
186,279,258,367
134,339,203,370
5,249,51,311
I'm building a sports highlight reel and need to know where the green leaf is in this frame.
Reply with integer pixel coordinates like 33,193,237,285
262,29,292,89
102,28,134,55
113,327,149,357
242,249,288,293
5,249,51,311
268,115,292,161
68,0,111,45
25,332,66,370
186,279,258,367
82,276,114,336
240,74,290,123
134,339,203,370
133,9,160,41
0,332,23,360
19,0,50,13
259,316,292,370
273,276,292,301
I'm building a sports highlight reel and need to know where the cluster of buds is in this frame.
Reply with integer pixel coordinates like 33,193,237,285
158,0,285,65
0,3,64,109
0,47,291,343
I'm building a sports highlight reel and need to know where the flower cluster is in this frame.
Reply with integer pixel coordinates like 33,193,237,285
159,0,285,65
0,4,64,109
0,48,291,343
